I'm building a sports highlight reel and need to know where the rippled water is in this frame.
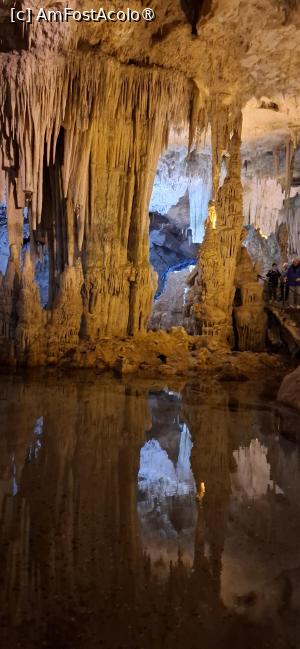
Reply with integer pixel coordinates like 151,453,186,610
0,370,300,649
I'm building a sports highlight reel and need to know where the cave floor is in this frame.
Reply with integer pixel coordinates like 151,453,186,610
0,370,300,649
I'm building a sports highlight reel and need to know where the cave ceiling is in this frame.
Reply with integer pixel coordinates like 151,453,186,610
1,0,300,147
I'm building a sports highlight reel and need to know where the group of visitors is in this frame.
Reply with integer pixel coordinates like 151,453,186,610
266,258,300,307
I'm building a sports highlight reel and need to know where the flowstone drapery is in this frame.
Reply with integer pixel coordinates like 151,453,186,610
0,54,193,362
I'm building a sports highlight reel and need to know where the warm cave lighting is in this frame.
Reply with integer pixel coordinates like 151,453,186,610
196,481,206,501
254,225,268,239
0,1,300,648
208,201,217,229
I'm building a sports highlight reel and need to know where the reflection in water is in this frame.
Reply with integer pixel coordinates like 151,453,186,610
138,424,195,497
138,423,196,568
27,415,44,463
11,455,18,496
0,373,300,648
232,439,284,501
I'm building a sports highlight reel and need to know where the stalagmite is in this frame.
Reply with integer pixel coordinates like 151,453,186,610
0,244,20,362
15,251,44,364
6,175,24,264
0,54,194,359
233,243,267,352
191,106,244,346
0,0,300,367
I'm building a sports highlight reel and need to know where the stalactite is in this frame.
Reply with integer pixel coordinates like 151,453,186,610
285,137,295,207
276,221,289,263
283,193,300,257
284,129,300,258
209,95,240,199
0,54,192,235
0,52,197,358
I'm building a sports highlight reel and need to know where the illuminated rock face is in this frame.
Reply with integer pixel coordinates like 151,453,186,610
192,113,244,346
1,0,300,364
233,245,267,352
149,265,195,331
150,145,297,245
150,147,212,243
0,56,192,360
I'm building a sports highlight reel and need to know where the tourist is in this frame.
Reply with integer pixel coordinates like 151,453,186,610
266,263,281,302
280,262,289,303
287,258,300,308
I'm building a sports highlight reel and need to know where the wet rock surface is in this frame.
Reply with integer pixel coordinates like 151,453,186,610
51,329,284,379
277,364,300,412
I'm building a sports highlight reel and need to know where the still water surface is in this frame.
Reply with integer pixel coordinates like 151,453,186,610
0,371,300,649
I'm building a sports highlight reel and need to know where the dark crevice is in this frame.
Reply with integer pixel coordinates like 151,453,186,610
180,0,213,35
157,354,167,364
259,100,279,112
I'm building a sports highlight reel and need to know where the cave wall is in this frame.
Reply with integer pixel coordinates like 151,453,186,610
280,193,300,257
0,53,194,361
150,146,212,243
1,0,300,364
150,140,300,246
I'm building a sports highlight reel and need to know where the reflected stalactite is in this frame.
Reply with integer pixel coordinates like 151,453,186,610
0,374,299,649
231,438,283,501
182,385,235,592
0,377,151,646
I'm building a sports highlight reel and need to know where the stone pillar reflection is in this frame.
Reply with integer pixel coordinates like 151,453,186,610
182,386,234,592
0,377,150,644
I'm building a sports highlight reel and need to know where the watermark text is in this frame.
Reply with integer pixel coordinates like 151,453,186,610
10,6,156,23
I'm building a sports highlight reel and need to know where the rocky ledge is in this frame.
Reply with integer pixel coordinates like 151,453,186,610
42,328,285,380
277,365,300,411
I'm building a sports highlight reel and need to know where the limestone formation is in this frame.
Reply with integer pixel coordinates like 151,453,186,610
152,136,300,246
149,266,194,331
233,244,267,352
183,387,235,590
0,244,20,362
191,111,244,346
0,1,300,366
281,193,300,258
1,372,297,648
277,365,300,411
15,251,45,364
276,222,289,264
243,225,280,276
0,53,193,354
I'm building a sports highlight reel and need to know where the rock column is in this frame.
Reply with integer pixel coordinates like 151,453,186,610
193,103,244,346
